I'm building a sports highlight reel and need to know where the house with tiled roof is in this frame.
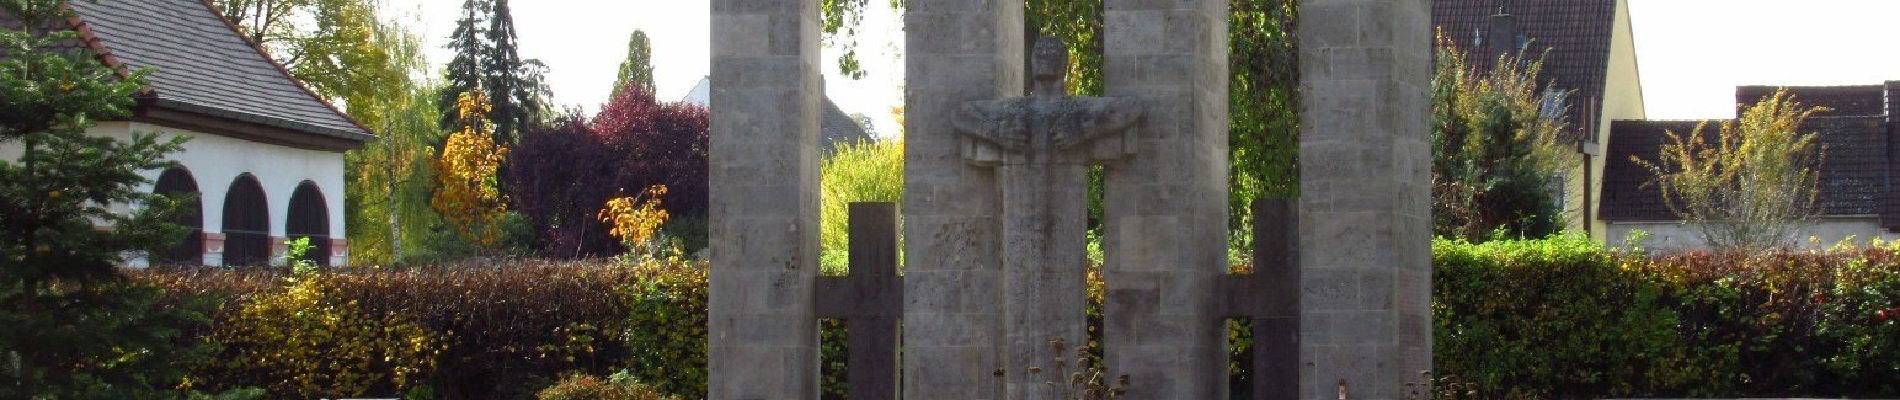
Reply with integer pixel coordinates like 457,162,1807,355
1600,83,1900,250
0,0,373,266
1433,0,1647,238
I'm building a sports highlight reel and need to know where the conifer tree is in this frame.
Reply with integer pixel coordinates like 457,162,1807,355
0,2,229,397
614,30,656,97
439,0,487,132
482,0,540,144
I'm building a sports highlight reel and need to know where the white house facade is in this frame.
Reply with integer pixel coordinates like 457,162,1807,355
1,0,377,266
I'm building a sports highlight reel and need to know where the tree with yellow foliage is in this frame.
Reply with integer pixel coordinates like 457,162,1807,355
432,90,510,248
599,185,671,256
1634,89,1826,251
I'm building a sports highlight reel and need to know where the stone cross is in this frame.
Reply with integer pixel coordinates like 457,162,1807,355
950,36,1143,400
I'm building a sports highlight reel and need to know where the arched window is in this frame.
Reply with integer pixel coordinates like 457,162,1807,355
152,168,202,266
221,174,270,266
285,181,330,267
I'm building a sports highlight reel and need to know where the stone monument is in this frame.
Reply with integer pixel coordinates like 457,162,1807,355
707,0,1432,398
951,36,1142,400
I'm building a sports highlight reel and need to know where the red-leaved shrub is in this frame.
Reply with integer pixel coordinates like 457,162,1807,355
508,85,708,258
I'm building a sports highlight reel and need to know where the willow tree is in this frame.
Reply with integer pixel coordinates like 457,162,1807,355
1634,89,1825,251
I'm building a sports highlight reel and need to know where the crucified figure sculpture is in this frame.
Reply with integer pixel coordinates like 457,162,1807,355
951,36,1144,400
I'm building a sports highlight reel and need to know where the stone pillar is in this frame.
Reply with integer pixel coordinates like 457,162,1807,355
1101,0,1231,398
1296,0,1433,399
708,0,822,397
902,0,1022,398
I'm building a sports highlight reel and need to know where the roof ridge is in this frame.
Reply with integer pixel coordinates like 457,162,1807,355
56,1,132,83
191,0,375,140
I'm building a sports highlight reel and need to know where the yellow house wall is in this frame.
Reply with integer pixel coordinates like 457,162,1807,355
1567,0,1647,239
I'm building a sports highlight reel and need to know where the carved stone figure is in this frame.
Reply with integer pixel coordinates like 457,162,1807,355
950,36,1144,400
954,36,1144,166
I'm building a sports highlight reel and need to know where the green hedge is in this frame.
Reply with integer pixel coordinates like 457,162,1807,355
1434,236,1692,398
138,238,1900,399
1435,235,1900,398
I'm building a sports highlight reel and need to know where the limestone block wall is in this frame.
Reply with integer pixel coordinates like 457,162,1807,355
708,0,823,397
1297,0,1434,398
1100,0,1232,398
900,0,1021,397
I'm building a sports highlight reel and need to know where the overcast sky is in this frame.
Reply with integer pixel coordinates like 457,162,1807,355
378,0,1900,137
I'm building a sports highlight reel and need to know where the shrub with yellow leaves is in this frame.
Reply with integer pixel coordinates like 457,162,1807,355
599,185,670,255
203,268,444,398
535,370,678,400
432,89,511,247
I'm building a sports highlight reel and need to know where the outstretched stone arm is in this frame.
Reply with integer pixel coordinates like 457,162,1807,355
953,101,1030,151
1052,97,1144,150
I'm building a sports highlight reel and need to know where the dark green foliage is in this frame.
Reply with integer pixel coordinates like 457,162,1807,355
1431,44,1568,242
613,262,709,398
438,0,543,144
1227,0,1300,213
439,0,488,133
1434,236,1691,398
0,2,235,398
1648,250,1900,396
0,280,227,399
1434,237,1900,399
482,0,541,144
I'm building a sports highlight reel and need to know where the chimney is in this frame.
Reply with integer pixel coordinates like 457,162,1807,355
1489,8,1517,61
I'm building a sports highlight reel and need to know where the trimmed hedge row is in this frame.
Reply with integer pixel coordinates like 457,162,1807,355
140,260,710,400
1435,236,1900,399
138,237,1900,399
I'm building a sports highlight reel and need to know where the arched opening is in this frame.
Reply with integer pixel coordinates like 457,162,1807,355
221,174,270,266
285,181,330,267
152,167,203,265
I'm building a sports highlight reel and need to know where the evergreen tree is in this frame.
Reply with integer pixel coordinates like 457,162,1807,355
0,2,230,397
482,0,540,144
439,0,487,132
613,30,656,97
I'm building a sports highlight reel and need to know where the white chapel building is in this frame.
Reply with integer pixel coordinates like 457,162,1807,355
2,0,374,267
